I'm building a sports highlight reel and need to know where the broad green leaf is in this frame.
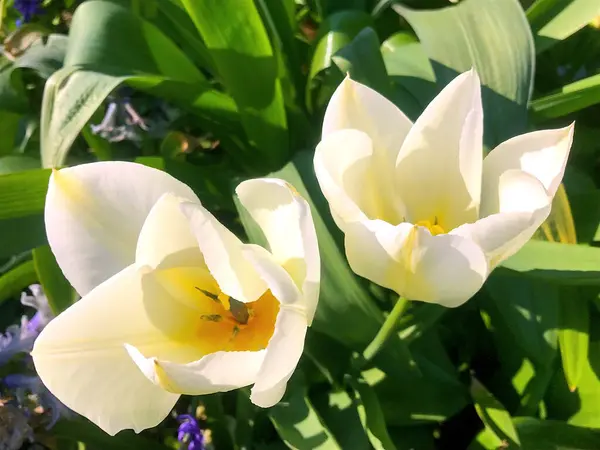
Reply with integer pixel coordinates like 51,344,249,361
393,0,535,147
41,68,124,168
471,378,521,447
0,57,29,114
307,10,372,110
0,155,40,175
0,215,47,258
180,0,289,171
558,287,590,392
514,417,600,449
332,28,391,98
545,308,600,429
530,73,600,119
0,111,22,156
65,0,204,82
0,168,50,257
527,0,600,54
33,245,75,314
380,32,436,120
0,260,37,304
269,372,342,450
349,372,397,450
0,168,50,220
13,34,67,79
501,241,600,285
41,0,240,168
51,419,171,450
312,389,370,449
485,272,559,367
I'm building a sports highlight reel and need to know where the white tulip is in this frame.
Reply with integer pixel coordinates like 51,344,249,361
314,70,573,308
31,162,319,435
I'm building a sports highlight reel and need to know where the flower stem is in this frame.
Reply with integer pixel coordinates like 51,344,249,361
362,296,410,364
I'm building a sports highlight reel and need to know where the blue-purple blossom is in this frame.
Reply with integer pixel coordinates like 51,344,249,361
0,285,53,365
177,415,205,450
13,0,44,24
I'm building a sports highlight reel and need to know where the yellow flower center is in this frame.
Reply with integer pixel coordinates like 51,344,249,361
414,218,445,235
154,267,279,355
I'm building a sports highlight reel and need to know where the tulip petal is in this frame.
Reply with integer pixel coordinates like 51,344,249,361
250,308,307,408
136,193,206,270
314,129,404,225
481,124,574,216
236,179,319,321
31,265,205,435
345,220,488,307
45,162,198,296
395,70,483,230
242,244,302,305
180,202,267,302
454,170,552,268
126,345,265,395
323,76,412,153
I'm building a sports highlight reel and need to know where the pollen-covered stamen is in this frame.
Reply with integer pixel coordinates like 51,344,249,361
195,287,251,326
415,216,445,236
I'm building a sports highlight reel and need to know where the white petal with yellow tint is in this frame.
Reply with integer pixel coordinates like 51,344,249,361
126,345,265,395
453,170,552,268
395,69,483,230
344,219,415,296
323,76,412,152
481,124,574,216
236,179,320,321
180,202,266,303
136,193,206,270
250,308,307,408
31,264,205,435
242,244,302,306
315,129,404,225
45,161,198,296
345,220,488,307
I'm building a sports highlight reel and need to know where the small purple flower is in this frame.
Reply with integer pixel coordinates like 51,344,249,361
177,415,204,450
13,0,44,24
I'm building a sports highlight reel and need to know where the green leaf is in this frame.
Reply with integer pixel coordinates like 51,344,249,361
0,168,50,220
393,0,535,147
41,68,123,168
0,215,47,258
558,287,590,391
514,417,600,449
501,241,600,285
14,34,67,79
530,73,600,119
348,372,397,450
380,32,436,120
0,168,50,257
527,0,600,54
471,378,521,447
332,28,391,98
180,0,289,171
269,372,342,450
307,10,372,110
312,389,370,449
545,307,600,428
41,0,239,168
0,260,37,304
0,155,40,175
51,419,171,450
33,245,75,314
485,272,559,367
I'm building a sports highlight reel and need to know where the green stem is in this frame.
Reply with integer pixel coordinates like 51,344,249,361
362,296,410,364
